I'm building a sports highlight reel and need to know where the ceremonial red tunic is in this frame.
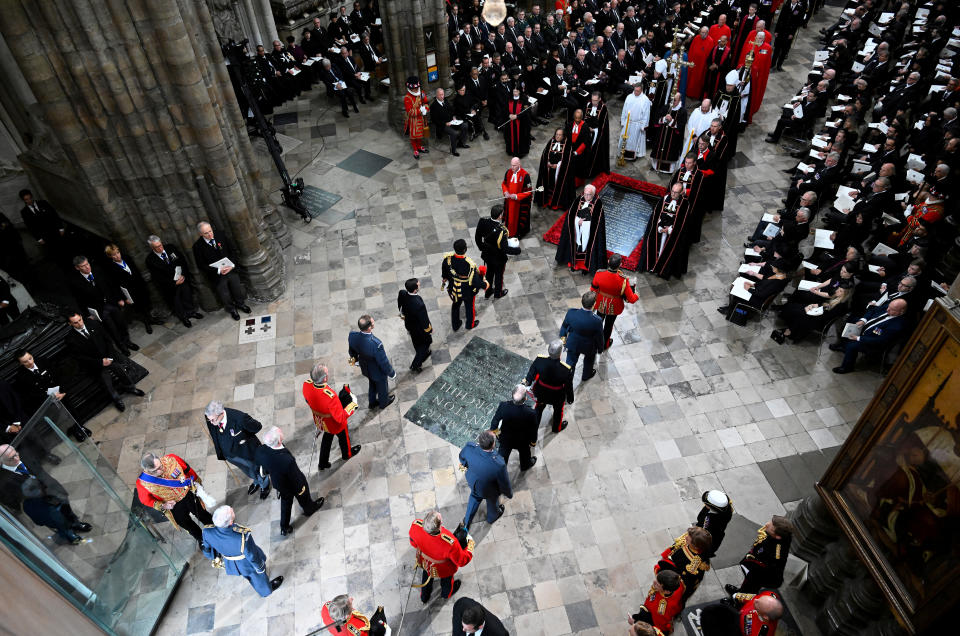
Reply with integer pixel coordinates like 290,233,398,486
708,24,731,44
737,30,772,66
136,454,197,510
320,604,372,635
739,591,781,636
404,92,428,140
642,582,686,634
303,381,356,435
501,167,532,237
685,34,715,99
408,518,474,578
590,269,639,315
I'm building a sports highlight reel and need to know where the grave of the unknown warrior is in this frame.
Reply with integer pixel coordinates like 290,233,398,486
598,182,657,258
404,337,532,448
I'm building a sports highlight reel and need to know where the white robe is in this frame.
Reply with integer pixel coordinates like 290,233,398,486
681,106,719,158
621,92,651,155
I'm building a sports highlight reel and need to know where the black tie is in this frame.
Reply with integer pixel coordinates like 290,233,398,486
209,239,216,248
81,328,90,338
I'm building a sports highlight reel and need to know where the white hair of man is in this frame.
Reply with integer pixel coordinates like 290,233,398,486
327,594,352,622
262,426,283,448
548,339,563,358
140,452,159,471
310,362,329,385
423,510,442,534
512,384,527,404
197,220,211,233
796,208,810,222
204,400,225,420
212,505,235,528
147,234,161,245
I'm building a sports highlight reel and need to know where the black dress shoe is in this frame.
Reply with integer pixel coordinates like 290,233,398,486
82,425,93,436
270,576,284,592
230,311,241,320
468,320,480,329
717,306,729,314
113,398,126,412
485,288,494,298
460,143,470,149
280,525,293,536
483,132,490,140
342,111,350,117
582,369,597,381
73,522,92,533
521,456,538,471
770,329,786,345
181,317,193,328
420,148,429,154
260,484,271,500
192,312,204,319
304,497,325,516
127,388,145,397
346,445,362,459
833,366,853,374
411,366,423,374
554,420,568,433
247,483,259,495
743,241,754,248
380,395,396,408
46,453,62,465
238,304,252,313
318,461,332,470
724,584,739,596
764,136,778,144
451,150,460,156
68,535,84,545
145,324,153,334
494,289,509,298
829,342,845,351
492,504,505,522
126,341,140,351
70,426,87,442
449,579,462,598
353,105,360,113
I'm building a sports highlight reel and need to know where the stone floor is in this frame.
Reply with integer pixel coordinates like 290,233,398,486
43,5,889,635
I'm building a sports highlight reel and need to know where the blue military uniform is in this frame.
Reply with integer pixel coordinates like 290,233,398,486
201,523,274,597
347,330,396,408
559,307,604,380
459,441,513,530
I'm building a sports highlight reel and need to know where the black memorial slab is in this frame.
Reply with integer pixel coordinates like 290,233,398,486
337,149,392,178
599,183,657,259
679,593,801,636
301,185,343,220
404,337,532,449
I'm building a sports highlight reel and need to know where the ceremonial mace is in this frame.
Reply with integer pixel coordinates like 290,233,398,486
617,111,630,167
484,186,544,201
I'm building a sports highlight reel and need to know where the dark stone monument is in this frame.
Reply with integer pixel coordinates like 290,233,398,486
598,183,657,258
404,337,532,449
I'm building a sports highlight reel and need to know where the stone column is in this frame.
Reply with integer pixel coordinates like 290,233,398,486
0,0,286,305
382,0,451,132
257,0,279,44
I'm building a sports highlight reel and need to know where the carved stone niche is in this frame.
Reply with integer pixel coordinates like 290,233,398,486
207,0,247,43
272,0,331,38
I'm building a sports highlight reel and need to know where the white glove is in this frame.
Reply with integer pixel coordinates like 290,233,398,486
420,105,427,115
381,624,392,636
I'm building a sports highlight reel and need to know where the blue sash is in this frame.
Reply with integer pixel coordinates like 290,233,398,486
138,472,194,489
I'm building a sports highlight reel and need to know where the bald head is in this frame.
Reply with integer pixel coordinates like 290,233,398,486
755,595,784,621
888,299,908,316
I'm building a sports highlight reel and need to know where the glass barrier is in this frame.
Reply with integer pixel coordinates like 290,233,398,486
0,397,188,635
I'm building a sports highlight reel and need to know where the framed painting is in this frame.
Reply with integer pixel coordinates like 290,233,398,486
817,298,960,634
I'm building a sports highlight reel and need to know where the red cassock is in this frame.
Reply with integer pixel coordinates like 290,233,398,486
408,519,474,579
501,167,533,237
685,34,715,99
737,30,773,66
642,583,686,634
739,591,781,636
744,41,773,121
708,24,731,44
590,269,639,315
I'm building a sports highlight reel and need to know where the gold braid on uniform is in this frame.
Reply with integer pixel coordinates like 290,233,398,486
753,526,767,546
733,593,756,605
347,611,370,635
672,533,709,574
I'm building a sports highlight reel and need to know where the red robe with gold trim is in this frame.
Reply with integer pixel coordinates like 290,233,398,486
501,167,533,237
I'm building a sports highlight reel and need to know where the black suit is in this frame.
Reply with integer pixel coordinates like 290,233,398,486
490,399,538,470
0,276,19,325
397,289,433,370
254,444,321,529
205,407,269,491
104,258,154,328
145,245,198,321
335,53,370,99
191,233,246,312
68,266,131,348
65,318,136,400
320,64,358,115
475,217,520,297
430,98,468,153
0,460,84,543
451,597,509,636
19,200,64,244
15,361,67,413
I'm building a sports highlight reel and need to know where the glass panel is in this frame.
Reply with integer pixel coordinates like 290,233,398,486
0,397,188,635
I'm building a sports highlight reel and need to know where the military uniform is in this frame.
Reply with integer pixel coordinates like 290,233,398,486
697,498,734,556
136,453,212,544
408,518,475,601
590,267,639,349
656,532,711,601
524,355,575,432
201,523,276,597
699,590,781,636
303,380,359,469
559,307,605,380
490,399,538,470
736,526,791,593
632,581,687,634
441,252,488,330
348,330,396,408
320,602,387,635
475,217,520,298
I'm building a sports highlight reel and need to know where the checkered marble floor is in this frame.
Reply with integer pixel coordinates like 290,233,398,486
56,5,881,635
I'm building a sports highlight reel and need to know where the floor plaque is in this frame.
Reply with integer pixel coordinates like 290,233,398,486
237,314,277,344
403,337,531,448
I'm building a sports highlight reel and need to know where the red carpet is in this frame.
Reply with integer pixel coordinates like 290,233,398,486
541,172,667,271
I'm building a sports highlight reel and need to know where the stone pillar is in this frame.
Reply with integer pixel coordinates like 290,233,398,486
0,0,286,305
789,494,842,563
257,0,279,44
240,0,265,44
382,0,452,132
